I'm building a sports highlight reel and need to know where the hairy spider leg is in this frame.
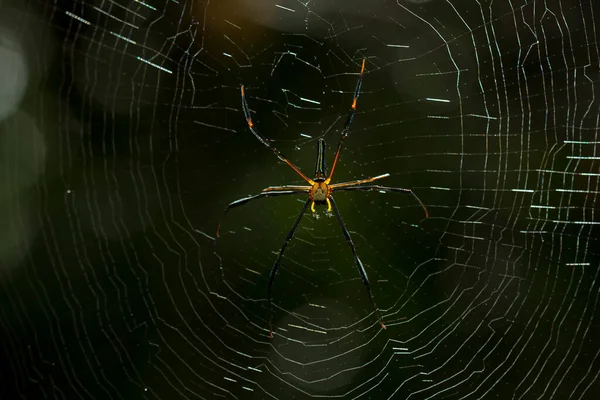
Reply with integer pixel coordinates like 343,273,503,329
328,196,386,330
267,198,312,338
333,185,429,219
329,173,390,189
262,185,311,193
215,190,306,238
326,59,366,184
241,85,315,185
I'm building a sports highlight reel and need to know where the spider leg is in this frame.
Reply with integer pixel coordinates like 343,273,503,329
241,86,314,185
326,59,366,184
262,185,311,193
216,189,307,238
267,198,311,338
328,195,386,331
329,173,390,189
332,185,429,219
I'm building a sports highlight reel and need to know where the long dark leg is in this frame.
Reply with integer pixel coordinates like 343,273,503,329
332,185,428,218
326,59,366,183
267,198,311,338
216,190,306,238
328,196,386,330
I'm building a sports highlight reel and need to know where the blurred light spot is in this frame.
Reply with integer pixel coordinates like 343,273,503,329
0,199,34,272
0,111,45,271
0,29,28,122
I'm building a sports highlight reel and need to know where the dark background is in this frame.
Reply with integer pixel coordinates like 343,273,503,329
1,0,599,398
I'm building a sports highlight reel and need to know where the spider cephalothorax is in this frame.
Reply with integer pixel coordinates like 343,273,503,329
309,180,331,212
217,59,428,338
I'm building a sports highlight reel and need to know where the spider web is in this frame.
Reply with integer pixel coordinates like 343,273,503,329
1,0,599,398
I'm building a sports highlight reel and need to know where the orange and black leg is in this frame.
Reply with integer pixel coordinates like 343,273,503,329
329,173,390,189
326,59,366,183
241,85,314,185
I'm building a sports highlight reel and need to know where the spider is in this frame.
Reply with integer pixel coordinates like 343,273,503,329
216,59,428,338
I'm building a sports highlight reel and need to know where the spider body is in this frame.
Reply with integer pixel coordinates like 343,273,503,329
309,154,331,211
217,59,428,338
308,138,332,210
310,181,330,202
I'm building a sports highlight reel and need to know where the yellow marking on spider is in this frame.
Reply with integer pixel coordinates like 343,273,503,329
311,201,316,213
326,198,332,212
